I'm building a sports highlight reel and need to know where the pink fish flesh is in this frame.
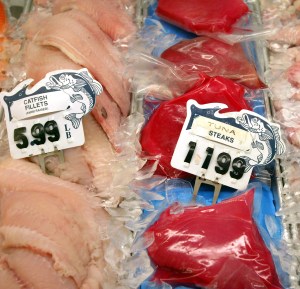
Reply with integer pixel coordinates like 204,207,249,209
52,0,137,41
32,10,130,116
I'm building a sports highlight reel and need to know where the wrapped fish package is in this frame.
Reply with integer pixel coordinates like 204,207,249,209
130,180,288,289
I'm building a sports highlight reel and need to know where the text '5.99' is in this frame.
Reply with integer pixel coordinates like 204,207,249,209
14,120,60,149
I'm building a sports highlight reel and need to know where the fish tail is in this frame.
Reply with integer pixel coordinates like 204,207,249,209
79,70,103,95
65,113,81,129
273,126,286,155
242,156,253,173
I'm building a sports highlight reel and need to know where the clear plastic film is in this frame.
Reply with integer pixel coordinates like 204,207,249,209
139,73,252,178
152,0,275,44
261,0,300,51
160,36,266,89
128,180,288,289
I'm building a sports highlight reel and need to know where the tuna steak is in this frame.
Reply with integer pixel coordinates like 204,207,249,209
146,189,282,289
140,73,251,178
161,37,266,89
156,0,249,34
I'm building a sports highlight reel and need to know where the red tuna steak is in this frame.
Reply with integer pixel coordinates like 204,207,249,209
156,0,249,34
140,73,251,178
146,189,282,289
161,37,266,89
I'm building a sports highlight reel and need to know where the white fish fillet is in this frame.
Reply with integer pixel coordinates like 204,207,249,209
24,42,122,144
92,90,122,145
24,42,80,83
52,0,137,41
0,158,109,289
5,249,77,289
32,10,130,116
0,260,24,289
82,115,121,204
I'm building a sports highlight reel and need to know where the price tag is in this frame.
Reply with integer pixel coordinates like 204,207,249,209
0,68,102,159
171,100,286,190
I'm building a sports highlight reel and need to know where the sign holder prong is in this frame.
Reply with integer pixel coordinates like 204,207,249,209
38,149,65,174
193,176,222,204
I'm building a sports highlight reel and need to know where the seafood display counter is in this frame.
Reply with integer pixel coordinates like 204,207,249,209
0,0,300,289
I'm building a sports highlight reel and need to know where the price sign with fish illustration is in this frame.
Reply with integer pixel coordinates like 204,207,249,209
171,100,286,191
0,68,102,159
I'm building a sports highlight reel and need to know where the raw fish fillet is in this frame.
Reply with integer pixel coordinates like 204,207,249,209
146,189,282,289
30,115,123,205
92,89,122,145
24,42,80,84
161,37,265,89
24,42,122,142
32,10,130,116
156,0,249,34
0,260,24,289
0,158,109,289
82,115,122,205
286,61,300,88
140,73,251,178
52,0,137,41
30,146,93,186
268,25,300,46
22,11,51,40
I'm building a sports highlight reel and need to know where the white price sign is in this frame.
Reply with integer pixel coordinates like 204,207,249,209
0,69,102,159
171,100,286,190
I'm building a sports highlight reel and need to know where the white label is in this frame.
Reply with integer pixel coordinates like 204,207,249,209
11,92,70,120
171,100,286,190
191,116,252,151
0,68,103,159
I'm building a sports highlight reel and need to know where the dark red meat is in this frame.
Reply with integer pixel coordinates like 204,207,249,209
161,37,266,89
146,189,282,289
156,0,249,34
140,73,251,178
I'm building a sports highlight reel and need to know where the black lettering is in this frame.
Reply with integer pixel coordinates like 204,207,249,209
65,124,71,132
66,131,72,139
209,130,213,136
230,138,234,143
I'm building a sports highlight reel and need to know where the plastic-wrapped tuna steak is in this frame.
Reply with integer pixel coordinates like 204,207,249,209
161,36,266,89
140,73,251,178
145,189,282,289
156,0,249,34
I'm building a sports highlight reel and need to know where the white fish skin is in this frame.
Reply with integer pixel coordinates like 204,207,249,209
32,10,130,116
52,0,137,41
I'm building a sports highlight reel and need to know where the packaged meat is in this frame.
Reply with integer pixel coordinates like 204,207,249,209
156,0,249,34
145,188,283,289
140,73,252,178
161,36,266,89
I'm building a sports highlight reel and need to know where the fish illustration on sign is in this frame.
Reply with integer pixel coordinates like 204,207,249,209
236,113,286,172
46,69,102,129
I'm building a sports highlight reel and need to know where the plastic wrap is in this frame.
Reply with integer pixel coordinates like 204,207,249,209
261,0,300,51
154,0,275,44
140,73,252,178
156,0,248,34
146,191,282,289
160,36,266,89
126,52,196,101
129,180,288,289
